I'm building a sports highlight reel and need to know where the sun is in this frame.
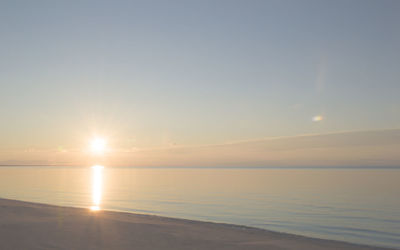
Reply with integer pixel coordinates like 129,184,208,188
90,137,107,154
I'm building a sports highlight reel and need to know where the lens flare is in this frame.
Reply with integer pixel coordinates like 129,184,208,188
312,115,324,122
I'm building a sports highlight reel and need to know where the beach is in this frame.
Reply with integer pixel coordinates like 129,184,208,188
0,198,389,250
2,1,400,249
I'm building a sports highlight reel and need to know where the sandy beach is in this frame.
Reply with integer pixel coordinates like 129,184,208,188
0,198,390,250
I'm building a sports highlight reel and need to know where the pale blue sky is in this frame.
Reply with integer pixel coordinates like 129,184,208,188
1,0,399,151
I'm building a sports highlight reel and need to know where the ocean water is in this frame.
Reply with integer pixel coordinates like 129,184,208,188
0,166,399,249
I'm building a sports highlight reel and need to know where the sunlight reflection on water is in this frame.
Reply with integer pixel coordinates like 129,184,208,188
90,165,104,211
0,167,399,248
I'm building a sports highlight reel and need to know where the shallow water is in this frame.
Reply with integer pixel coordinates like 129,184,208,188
0,166,399,249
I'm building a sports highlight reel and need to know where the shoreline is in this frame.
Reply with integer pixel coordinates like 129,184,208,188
0,198,392,250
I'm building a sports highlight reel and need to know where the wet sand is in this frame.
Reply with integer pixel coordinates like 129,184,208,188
0,198,390,250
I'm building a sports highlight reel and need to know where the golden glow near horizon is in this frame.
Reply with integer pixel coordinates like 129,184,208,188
90,165,104,211
90,137,107,155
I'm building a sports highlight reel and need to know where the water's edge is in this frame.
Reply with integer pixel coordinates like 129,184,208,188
0,197,394,250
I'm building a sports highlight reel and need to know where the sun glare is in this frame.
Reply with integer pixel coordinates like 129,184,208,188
90,137,107,154
90,205,100,211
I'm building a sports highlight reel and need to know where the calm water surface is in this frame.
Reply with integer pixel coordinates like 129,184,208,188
0,167,399,249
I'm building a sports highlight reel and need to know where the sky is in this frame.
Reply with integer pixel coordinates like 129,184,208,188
0,0,399,166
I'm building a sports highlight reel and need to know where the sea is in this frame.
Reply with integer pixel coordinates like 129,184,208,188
0,166,399,249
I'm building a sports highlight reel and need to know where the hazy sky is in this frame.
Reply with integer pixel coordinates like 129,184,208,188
0,1,399,166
